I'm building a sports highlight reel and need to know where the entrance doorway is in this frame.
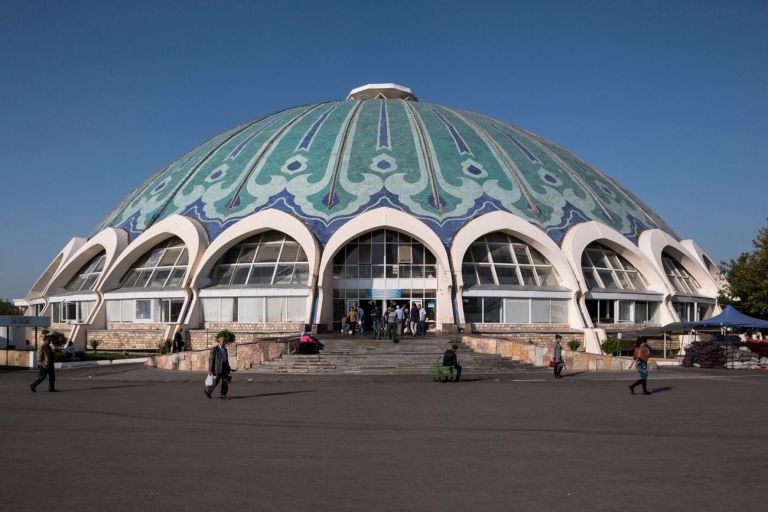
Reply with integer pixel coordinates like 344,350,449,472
330,227,439,333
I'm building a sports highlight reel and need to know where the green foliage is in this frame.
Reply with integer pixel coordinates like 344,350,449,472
567,339,581,351
0,299,21,315
215,329,236,345
47,331,68,351
89,339,101,352
601,336,621,356
719,219,768,319
157,339,172,354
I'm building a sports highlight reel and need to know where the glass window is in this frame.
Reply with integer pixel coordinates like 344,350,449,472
65,253,107,292
266,297,284,322
530,299,550,323
495,267,520,286
484,298,502,323
662,255,701,295
238,297,263,323
582,244,648,291
504,298,529,323
286,297,305,322
121,300,133,322
551,300,568,323
464,298,482,323
202,298,221,322
209,231,309,287
119,238,187,290
461,233,557,290
107,300,121,322
618,301,632,323
135,299,153,321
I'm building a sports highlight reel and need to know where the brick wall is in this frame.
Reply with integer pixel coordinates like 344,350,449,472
203,322,304,332
499,331,584,348
88,328,165,351
107,322,167,331
597,323,660,332
187,330,298,351
471,323,571,333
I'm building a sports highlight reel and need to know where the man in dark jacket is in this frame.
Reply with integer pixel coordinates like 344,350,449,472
205,335,231,399
442,344,462,382
30,335,56,392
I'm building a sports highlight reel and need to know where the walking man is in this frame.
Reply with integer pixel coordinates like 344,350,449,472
395,304,405,336
205,335,231,399
358,303,366,334
30,335,56,392
629,340,652,395
418,304,427,336
369,301,381,340
553,334,565,378
387,306,399,343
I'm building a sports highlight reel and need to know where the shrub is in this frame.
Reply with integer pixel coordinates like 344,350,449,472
47,331,68,352
157,339,172,354
601,336,621,356
215,329,236,345
89,339,101,352
567,339,581,351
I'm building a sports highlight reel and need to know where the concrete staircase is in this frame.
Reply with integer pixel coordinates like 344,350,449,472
241,334,535,375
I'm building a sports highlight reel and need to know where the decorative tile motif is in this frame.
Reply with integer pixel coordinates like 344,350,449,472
101,99,677,247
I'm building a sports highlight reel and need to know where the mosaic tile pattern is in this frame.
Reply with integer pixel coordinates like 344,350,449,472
94,100,678,246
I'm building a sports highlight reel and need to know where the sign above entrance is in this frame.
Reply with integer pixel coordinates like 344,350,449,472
0,316,51,327
366,289,402,299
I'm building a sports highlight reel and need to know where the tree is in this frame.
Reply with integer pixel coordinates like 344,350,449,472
0,299,21,315
719,219,768,319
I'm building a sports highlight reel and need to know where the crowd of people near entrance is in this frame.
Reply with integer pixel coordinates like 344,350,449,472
340,301,429,342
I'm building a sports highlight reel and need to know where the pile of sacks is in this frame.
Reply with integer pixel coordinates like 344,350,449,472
683,341,725,368
724,346,761,369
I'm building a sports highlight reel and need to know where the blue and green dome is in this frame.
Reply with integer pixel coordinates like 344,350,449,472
95,87,677,245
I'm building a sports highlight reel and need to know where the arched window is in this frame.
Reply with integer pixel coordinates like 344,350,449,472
581,244,647,291
461,233,557,288
662,254,700,295
119,238,188,289
460,233,567,324
209,231,309,286
64,252,106,292
581,244,658,325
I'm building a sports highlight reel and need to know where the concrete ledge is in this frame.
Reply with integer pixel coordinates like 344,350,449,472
55,358,147,369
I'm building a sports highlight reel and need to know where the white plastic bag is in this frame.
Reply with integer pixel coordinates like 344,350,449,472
204,374,215,387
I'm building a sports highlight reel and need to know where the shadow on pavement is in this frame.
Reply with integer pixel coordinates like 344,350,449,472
563,371,590,378
228,390,316,401
59,384,155,392
651,386,674,394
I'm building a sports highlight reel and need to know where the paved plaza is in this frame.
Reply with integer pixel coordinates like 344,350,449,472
1,365,767,511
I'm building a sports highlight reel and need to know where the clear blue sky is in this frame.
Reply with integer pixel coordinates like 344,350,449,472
1,0,766,299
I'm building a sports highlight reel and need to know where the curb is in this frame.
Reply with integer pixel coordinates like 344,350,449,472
54,358,147,369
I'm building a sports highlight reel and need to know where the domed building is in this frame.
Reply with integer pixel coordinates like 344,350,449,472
17,84,721,353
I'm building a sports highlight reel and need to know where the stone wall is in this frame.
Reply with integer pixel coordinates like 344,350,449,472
462,335,639,371
498,331,584,348
49,323,73,334
88,328,165,351
0,349,35,368
147,340,288,371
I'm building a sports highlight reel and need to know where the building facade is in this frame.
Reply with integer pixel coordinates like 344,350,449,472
15,84,721,353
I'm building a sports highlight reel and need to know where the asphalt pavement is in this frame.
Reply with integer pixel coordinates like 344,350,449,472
1,364,767,512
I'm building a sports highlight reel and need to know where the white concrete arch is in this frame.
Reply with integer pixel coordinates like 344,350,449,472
639,229,719,299
561,221,676,327
45,228,129,297
680,239,725,287
99,215,209,293
188,210,320,325
315,207,453,329
27,237,87,300
450,211,584,327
